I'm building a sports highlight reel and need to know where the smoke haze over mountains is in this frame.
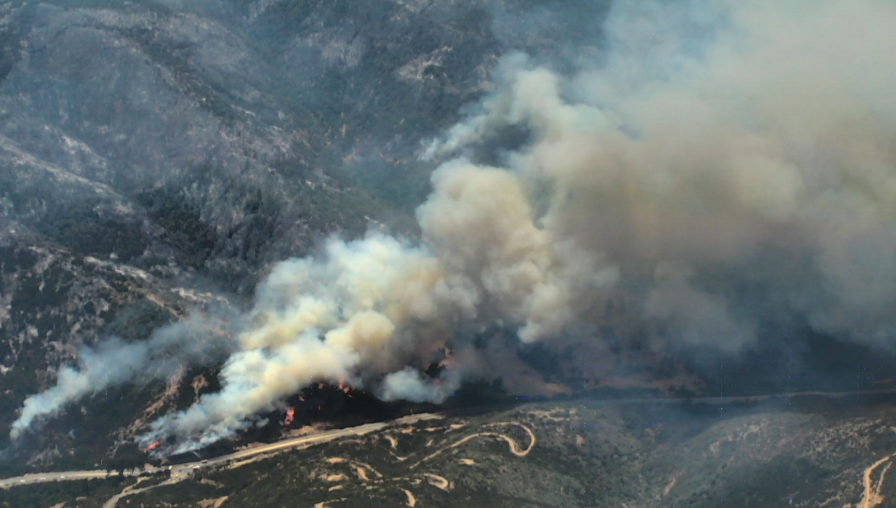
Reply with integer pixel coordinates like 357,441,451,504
9,0,896,454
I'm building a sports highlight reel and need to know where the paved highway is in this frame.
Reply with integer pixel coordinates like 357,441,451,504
0,470,122,489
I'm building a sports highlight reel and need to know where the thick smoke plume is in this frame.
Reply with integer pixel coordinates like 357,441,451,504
432,0,896,354
13,0,896,452
139,202,609,452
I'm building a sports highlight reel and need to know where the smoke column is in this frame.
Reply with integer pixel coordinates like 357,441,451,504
12,0,896,453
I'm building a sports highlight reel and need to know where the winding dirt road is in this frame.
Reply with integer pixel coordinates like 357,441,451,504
856,428,896,508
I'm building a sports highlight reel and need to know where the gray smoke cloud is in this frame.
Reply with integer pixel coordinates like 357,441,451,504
431,0,896,351
13,0,896,452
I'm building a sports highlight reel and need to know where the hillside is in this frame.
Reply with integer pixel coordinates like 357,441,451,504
2,0,895,501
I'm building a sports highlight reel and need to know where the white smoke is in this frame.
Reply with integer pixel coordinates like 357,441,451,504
11,338,148,441
380,367,461,404
13,0,896,452
10,313,233,440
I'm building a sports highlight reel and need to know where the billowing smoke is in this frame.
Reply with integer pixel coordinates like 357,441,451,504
136,189,613,452
13,0,896,452
10,313,233,440
431,0,896,352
